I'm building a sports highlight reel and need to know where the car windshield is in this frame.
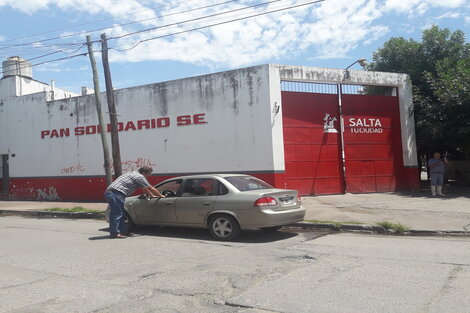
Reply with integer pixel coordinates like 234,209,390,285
225,176,272,191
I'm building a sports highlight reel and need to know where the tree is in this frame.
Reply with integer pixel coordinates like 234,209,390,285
368,25,470,156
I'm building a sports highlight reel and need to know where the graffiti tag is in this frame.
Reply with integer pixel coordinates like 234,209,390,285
61,164,86,175
37,186,61,200
121,158,156,173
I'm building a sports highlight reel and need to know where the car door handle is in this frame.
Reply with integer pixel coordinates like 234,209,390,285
202,202,212,206
165,202,174,206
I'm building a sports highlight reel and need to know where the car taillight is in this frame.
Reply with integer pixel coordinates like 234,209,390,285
296,194,302,204
254,197,278,207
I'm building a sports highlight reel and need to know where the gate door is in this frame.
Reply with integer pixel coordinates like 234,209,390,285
342,88,403,193
282,84,345,195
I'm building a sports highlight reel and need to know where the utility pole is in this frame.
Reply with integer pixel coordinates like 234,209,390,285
86,35,113,186
101,33,122,177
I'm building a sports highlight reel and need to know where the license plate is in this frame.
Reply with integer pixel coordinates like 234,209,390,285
279,197,294,205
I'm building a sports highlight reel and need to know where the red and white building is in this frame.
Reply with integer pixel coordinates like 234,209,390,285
0,57,419,201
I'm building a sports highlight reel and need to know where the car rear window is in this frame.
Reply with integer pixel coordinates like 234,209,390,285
225,176,273,191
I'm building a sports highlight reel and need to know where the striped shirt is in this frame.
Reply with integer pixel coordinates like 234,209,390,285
107,171,151,196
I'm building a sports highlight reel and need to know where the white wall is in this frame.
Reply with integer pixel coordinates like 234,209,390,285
2,65,279,178
0,76,77,100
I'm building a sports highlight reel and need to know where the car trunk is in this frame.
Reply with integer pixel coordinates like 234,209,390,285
244,189,300,211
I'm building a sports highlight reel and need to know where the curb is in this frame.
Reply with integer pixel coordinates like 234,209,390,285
0,209,105,220
288,222,470,237
2,210,469,237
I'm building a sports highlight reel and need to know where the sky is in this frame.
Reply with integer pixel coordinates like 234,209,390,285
0,0,469,93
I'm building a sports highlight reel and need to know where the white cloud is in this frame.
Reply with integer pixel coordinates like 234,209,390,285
435,12,461,19
105,0,391,67
384,0,467,15
36,65,88,72
0,0,469,69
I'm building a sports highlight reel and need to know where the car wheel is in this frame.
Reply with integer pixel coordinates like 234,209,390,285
208,215,240,241
124,212,135,232
260,226,282,232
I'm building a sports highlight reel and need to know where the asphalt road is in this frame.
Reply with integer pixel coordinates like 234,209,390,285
1,216,469,313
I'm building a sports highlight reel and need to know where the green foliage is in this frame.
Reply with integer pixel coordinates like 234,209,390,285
368,25,470,154
45,206,102,213
377,221,410,233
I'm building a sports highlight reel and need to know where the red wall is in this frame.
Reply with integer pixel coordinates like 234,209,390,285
8,172,286,201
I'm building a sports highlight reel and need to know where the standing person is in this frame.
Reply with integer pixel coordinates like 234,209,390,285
428,152,447,197
104,166,164,238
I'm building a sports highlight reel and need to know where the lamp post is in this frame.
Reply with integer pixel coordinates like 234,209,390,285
338,58,367,191
344,58,367,80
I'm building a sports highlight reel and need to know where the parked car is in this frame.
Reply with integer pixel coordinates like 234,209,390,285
106,174,305,240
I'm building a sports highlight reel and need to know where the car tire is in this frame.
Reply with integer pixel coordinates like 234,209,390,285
124,212,135,232
208,214,240,241
260,226,282,232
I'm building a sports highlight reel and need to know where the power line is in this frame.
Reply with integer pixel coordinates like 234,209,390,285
109,0,284,41
1,0,325,77
0,0,242,50
0,0,204,44
0,51,93,76
111,0,325,50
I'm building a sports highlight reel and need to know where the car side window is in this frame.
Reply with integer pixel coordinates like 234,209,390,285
181,178,215,197
156,179,182,197
218,181,229,195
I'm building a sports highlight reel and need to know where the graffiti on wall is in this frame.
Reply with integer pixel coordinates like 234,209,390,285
61,164,86,175
121,158,156,173
37,186,61,200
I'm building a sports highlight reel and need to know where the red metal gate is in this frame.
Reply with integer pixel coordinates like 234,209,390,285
281,83,406,195
342,94,403,193
281,91,345,195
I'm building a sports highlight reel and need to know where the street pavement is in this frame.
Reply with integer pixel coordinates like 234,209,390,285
1,185,469,231
1,216,469,313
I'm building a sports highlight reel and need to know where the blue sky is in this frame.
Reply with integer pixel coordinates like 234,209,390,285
0,0,468,93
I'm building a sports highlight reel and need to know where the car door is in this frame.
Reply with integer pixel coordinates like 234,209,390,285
174,178,217,225
132,179,181,225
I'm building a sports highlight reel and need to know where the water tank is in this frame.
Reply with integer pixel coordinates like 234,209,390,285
2,56,32,79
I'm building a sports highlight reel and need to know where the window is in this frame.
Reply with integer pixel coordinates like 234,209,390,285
181,178,215,197
225,176,272,192
218,181,229,195
157,179,182,197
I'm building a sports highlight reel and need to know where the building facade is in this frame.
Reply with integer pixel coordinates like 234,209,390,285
0,60,419,201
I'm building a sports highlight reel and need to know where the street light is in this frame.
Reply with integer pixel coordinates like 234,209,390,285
344,58,367,80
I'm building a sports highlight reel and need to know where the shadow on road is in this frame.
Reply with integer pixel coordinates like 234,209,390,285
89,225,299,243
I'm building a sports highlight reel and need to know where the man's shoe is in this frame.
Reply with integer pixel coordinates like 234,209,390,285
122,232,134,237
110,233,127,239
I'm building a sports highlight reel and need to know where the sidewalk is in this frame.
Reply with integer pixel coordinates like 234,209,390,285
1,187,469,232
303,188,470,232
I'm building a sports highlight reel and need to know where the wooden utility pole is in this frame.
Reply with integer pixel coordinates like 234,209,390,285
86,35,113,186
101,33,122,177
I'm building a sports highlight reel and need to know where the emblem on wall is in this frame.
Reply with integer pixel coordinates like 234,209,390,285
323,113,338,133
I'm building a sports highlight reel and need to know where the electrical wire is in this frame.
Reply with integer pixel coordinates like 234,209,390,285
110,0,325,50
108,0,284,41
0,0,325,77
0,44,87,74
0,0,242,50
0,0,204,44
0,51,93,77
